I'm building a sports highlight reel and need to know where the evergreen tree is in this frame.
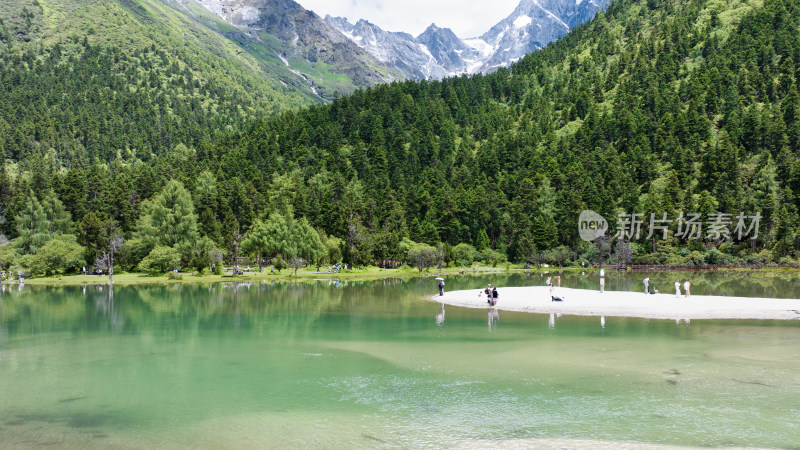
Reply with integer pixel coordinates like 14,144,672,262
79,211,106,269
15,194,50,254
136,179,199,265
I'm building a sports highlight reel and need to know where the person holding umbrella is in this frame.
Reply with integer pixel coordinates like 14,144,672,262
436,277,445,296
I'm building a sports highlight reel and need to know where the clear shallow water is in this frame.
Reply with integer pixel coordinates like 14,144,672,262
1,273,799,448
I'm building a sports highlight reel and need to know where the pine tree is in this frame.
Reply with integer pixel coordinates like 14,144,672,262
79,211,105,268
15,194,51,254
42,193,73,235
136,179,199,265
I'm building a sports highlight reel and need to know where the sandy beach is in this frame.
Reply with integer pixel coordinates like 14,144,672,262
433,285,800,320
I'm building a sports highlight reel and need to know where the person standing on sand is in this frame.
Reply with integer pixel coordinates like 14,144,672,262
684,280,691,298
599,268,605,293
438,279,445,296
644,277,650,294
492,286,499,305
675,281,681,297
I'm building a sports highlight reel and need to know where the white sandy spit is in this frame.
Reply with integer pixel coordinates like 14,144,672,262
433,286,800,320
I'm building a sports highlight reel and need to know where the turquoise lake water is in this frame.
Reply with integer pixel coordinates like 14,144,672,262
1,272,799,448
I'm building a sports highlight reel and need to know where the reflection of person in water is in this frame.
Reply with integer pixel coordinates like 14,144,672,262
436,302,445,327
488,308,499,331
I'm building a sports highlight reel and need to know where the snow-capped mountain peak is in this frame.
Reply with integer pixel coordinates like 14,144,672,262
326,0,609,79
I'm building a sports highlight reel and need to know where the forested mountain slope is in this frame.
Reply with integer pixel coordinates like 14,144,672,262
229,0,799,265
1,0,799,271
0,0,324,165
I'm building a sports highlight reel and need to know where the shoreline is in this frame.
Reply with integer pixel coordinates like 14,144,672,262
4,268,509,287
6,266,800,287
433,286,800,320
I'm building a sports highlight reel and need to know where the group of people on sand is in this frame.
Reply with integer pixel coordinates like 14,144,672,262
644,277,691,297
483,284,499,305
546,275,564,302
440,279,499,305
675,279,691,297
441,273,694,308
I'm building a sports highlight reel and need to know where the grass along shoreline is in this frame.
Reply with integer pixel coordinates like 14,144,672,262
13,266,510,286
9,264,800,286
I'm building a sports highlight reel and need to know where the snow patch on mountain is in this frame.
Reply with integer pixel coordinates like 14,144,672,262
513,15,533,28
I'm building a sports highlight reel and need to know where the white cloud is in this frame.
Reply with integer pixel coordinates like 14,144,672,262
297,0,521,38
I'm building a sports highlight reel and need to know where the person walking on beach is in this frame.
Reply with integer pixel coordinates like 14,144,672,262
675,281,681,298
644,277,650,294
599,268,605,293
684,279,691,298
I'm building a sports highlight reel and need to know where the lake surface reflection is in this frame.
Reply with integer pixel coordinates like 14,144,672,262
1,273,799,448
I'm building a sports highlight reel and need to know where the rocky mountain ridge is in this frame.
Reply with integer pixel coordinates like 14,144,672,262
183,0,400,99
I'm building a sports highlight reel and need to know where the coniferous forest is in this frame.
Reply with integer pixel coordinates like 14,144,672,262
0,0,799,276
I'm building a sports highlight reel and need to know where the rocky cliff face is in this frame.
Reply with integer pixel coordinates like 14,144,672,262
416,24,483,75
326,17,483,79
326,16,447,79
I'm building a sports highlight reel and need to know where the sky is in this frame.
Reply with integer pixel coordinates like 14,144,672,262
296,0,521,38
